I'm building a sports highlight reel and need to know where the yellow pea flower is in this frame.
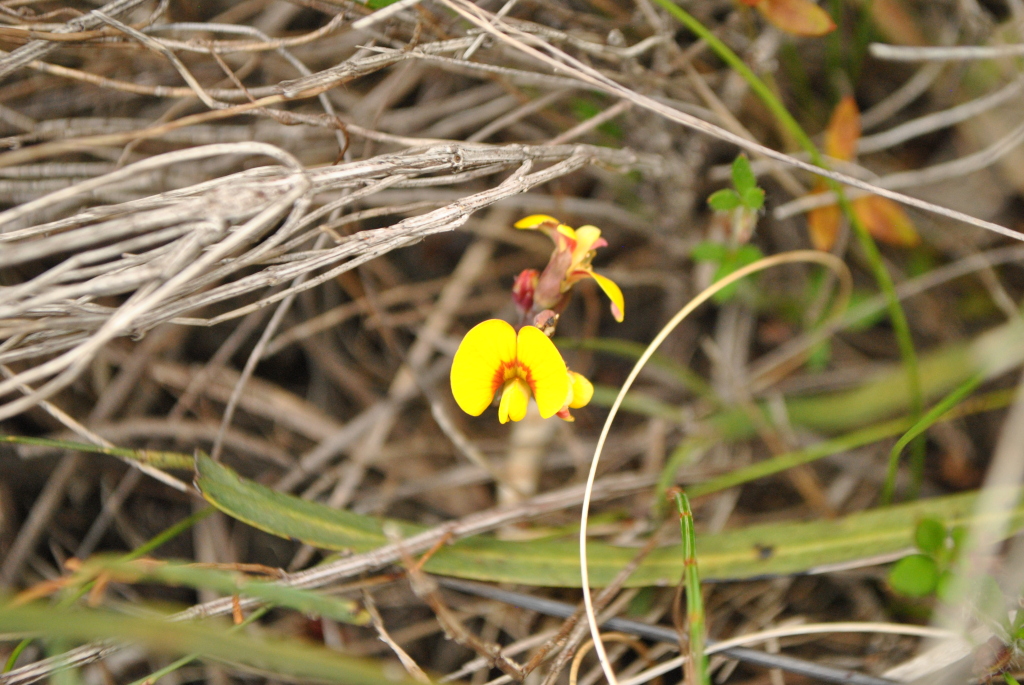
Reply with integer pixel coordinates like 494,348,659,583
451,319,569,423
557,370,595,422
514,215,625,322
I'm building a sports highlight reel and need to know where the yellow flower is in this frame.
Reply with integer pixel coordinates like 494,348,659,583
451,319,569,423
514,215,625,322
557,370,595,422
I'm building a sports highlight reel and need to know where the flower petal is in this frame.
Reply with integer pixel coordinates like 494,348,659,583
515,325,569,419
498,378,531,424
572,225,605,264
450,319,517,416
589,270,625,322
514,215,560,229
568,371,594,409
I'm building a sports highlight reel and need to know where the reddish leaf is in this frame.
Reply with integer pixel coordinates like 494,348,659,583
806,187,842,251
756,0,837,37
824,96,861,162
852,195,920,247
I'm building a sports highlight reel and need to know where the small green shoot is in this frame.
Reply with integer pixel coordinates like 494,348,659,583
888,518,968,599
672,490,709,685
696,155,767,302
707,154,765,214
691,242,765,303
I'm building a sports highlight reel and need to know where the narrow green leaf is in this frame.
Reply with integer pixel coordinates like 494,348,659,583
77,557,368,625
0,605,418,685
195,454,1024,587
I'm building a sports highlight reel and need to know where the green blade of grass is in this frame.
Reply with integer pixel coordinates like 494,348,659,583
0,434,194,470
881,371,986,504
0,604,417,685
673,491,708,685
195,452,1024,586
73,557,368,625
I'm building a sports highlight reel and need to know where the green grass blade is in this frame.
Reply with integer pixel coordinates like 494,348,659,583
674,491,708,685
195,453,1024,586
0,434,194,470
75,557,368,625
881,371,986,504
0,604,417,685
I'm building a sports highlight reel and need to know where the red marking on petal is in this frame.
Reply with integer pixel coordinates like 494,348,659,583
490,361,513,394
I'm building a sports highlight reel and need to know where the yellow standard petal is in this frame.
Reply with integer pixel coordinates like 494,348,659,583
450,319,517,416
588,270,626,322
515,325,569,419
567,371,594,409
572,225,603,263
514,215,560,229
498,378,531,424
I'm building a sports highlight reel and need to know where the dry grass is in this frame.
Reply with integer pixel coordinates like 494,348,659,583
3,0,1024,684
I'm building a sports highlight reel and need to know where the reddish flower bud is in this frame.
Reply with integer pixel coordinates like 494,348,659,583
512,269,539,315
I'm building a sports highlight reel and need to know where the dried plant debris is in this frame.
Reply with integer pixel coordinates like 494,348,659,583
4,1,1024,685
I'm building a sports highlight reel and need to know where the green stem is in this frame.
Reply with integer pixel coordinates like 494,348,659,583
0,434,194,471
881,372,986,505
673,491,708,685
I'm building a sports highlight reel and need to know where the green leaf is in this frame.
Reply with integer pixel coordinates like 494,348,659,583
733,244,765,266
741,186,765,211
195,454,1024,587
366,0,401,7
1004,674,1020,685
76,557,368,625
0,604,416,685
691,241,728,263
731,154,757,194
710,245,764,303
888,554,939,597
914,518,946,555
708,189,741,212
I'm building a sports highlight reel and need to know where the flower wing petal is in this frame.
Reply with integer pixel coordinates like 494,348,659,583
568,371,594,409
498,378,530,423
450,319,517,416
589,270,626,322
516,325,569,419
573,225,604,263
514,215,560,229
